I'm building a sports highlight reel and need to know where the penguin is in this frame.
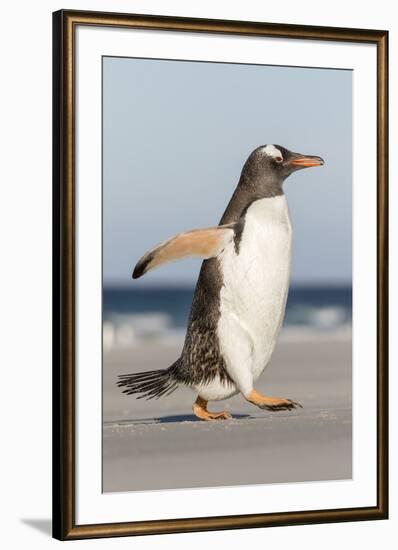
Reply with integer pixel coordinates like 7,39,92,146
117,144,324,420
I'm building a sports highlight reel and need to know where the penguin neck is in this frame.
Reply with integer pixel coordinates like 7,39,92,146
220,173,284,224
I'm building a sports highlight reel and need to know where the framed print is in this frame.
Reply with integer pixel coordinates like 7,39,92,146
52,9,388,540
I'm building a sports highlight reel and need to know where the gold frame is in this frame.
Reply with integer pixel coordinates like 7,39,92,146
52,9,389,540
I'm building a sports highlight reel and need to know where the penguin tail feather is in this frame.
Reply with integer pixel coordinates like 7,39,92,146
117,367,179,400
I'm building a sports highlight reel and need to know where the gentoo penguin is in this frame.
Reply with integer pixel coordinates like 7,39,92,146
117,144,324,420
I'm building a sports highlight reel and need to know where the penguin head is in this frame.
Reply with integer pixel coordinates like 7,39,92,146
241,144,324,195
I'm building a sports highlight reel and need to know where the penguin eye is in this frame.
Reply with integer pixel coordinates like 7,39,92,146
275,156,283,163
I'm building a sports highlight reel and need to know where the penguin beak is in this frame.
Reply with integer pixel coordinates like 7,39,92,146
287,154,324,168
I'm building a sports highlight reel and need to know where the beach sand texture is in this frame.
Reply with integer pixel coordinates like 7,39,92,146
103,335,352,492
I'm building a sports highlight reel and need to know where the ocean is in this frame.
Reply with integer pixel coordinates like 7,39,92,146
103,285,352,349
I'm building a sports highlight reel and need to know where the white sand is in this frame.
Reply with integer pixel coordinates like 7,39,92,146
103,335,352,492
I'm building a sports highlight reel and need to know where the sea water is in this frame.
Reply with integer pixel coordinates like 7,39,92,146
103,285,352,349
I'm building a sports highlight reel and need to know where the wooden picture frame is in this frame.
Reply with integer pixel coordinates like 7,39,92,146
53,9,388,540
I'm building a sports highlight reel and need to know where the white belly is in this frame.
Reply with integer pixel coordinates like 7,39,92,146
217,195,292,393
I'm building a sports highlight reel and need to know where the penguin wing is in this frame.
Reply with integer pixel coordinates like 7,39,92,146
132,224,235,279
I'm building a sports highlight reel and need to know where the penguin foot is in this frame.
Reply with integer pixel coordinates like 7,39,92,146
193,396,232,421
246,389,302,411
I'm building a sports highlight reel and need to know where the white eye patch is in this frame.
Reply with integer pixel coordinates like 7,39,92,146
261,144,283,160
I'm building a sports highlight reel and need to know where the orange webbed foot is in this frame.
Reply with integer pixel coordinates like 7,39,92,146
192,396,232,421
246,389,302,411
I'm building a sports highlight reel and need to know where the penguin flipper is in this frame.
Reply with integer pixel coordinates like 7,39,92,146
132,224,235,279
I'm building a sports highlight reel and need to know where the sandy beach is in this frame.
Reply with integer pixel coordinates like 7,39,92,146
103,332,351,493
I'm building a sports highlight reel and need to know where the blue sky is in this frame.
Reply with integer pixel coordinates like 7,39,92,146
103,57,352,287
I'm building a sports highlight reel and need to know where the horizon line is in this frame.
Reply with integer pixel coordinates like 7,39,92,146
103,281,352,290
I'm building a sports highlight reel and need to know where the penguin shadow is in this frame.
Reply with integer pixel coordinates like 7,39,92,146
136,413,252,424
110,411,301,427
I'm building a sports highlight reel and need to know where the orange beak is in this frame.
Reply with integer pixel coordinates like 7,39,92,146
288,155,324,168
